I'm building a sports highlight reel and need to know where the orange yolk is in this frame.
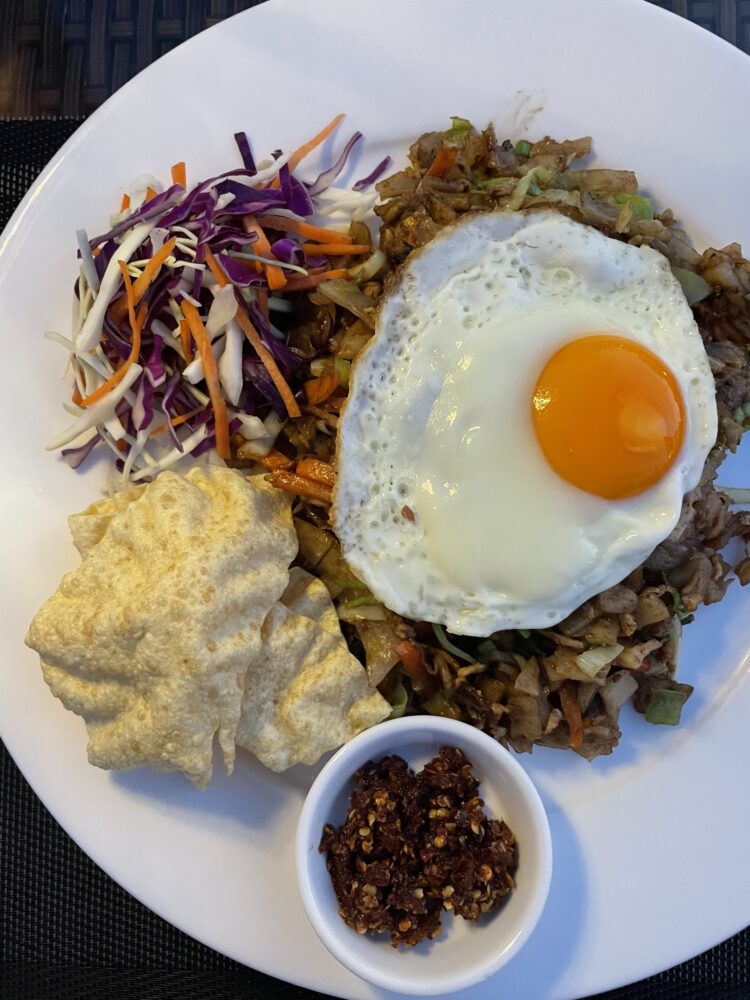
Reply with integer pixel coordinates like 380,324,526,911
532,335,685,499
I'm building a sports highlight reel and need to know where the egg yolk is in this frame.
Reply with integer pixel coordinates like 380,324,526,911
532,335,685,499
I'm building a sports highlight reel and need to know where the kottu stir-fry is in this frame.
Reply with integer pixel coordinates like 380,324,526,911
26,114,750,782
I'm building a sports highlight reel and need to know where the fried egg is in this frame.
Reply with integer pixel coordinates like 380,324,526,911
333,210,717,635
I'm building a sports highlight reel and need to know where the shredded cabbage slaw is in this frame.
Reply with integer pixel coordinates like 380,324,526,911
47,115,391,482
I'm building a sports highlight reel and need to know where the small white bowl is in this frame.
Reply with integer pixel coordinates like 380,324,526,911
295,716,552,996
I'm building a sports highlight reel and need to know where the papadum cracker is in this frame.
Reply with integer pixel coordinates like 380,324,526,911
68,484,147,558
26,468,296,788
236,568,390,771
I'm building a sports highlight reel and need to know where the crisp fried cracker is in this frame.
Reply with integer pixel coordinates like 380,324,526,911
236,568,389,771
27,468,296,788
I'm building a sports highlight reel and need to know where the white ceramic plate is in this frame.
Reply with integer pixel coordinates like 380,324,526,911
1,1,749,997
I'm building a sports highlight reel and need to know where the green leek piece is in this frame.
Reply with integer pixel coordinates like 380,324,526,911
432,623,475,664
387,680,409,720
337,595,381,610
445,116,472,145
612,192,654,220
335,357,350,387
645,687,689,726
671,267,713,306
508,166,551,211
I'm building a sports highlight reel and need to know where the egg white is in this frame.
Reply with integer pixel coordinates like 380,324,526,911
333,210,717,635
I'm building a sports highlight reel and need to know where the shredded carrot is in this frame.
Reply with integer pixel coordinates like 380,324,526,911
92,246,101,258
256,214,353,246
559,682,584,749
296,457,335,486
428,147,458,177
282,268,349,292
394,641,429,687
204,248,229,287
132,237,176,299
300,243,369,256
78,263,144,408
120,193,130,212
171,161,186,188
181,300,231,459
255,448,293,471
256,287,270,325
303,373,338,405
150,404,204,437
234,304,302,418
268,469,333,504
242,216,287,290
145,186,158,202
289,113,345,172
270,113,345,190
110,237,177,323
179,318,194,363
204,247,301,418
71,386,83,405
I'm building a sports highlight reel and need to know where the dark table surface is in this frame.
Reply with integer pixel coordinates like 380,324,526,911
1,3,748,999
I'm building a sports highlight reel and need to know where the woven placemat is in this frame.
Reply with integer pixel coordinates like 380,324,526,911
1,3,749,999
0,1,748,118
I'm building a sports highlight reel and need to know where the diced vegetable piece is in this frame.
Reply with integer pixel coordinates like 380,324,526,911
644,686,690,726
478,675,505,703
348,250,386,282
393,640,429,688
575,643,624,678
338,595,382,609
559,682,583,749
354,621,401,685
317,280,376,326
514,140,531,157
337,603,387,622
334,357,350,386
508,166,551,211
672,266,713,306
572,169,638,193
423,693,461,720
335,319,372,360
612,192,654,220
294,518,336,568
428,147,458,177
444,116,472,145
601,671,639,717
303,373,338,404
386,679,409,719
